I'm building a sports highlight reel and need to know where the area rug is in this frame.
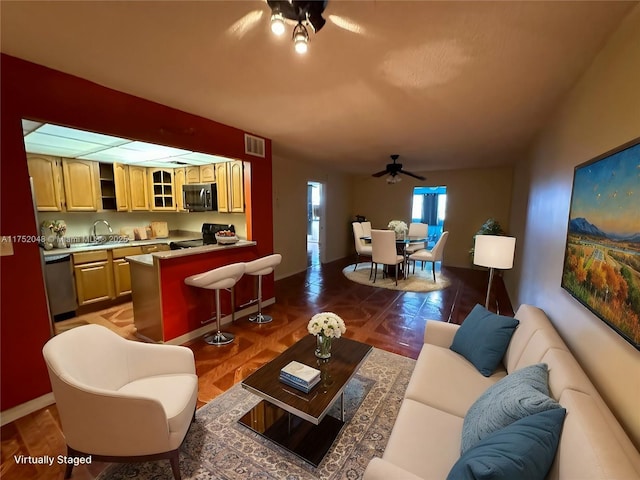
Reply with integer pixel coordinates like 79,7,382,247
97,348,415,479
343,263,450,292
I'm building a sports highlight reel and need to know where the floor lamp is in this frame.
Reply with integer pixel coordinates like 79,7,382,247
473,235,516,310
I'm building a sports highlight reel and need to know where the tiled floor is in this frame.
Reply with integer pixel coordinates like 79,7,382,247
1,255,512,480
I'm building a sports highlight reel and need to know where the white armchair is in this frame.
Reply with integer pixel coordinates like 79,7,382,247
42,324,198,479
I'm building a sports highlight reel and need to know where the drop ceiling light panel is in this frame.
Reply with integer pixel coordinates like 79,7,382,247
22,120,235,166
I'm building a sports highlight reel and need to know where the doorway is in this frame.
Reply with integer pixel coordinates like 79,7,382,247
307,181,323,267
412,186,447,247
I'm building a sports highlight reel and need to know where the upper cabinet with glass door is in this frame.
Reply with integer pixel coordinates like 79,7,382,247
148,168,175,211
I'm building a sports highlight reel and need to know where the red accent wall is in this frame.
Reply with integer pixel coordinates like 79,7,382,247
0,54,274,411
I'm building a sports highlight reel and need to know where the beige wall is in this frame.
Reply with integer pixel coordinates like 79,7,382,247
352,166,514,268
272,154,353,279
509,5,640,447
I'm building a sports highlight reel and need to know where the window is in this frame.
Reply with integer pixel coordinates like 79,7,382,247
412,186,447,244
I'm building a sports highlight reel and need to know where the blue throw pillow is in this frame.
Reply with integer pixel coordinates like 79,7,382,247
450,304,519,376
461,363,562,454
447,408,567,480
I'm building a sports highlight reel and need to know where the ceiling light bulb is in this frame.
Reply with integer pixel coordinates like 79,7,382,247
292,22,309,54
270,13,285,36
294,37,308,54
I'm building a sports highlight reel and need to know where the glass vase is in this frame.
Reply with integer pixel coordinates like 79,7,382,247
54,236,67,248
315,333,332,359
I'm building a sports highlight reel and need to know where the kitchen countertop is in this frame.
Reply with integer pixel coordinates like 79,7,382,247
41,232,201,257
126,240,257,266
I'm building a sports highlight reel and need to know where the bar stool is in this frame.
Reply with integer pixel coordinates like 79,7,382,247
245,253,282,324
184,262,245,345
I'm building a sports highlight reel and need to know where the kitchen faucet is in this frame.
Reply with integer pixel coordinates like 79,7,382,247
92,219,113,242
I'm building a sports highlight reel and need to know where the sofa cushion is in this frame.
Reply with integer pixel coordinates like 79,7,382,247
448,408,567,480
405,343,506,418
450,304,519,377
461,363,561,453
383,399,464,480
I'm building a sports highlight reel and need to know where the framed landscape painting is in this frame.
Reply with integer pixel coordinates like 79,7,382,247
562,138,640,350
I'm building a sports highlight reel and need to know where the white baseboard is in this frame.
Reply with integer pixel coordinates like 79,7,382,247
1,392,55,426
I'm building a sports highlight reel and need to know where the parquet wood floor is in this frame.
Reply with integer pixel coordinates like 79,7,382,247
1,256,512,480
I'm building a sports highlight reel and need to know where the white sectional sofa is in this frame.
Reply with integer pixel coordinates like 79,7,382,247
363,304,640,480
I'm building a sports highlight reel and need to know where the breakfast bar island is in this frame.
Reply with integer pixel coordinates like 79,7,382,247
127,240,271,344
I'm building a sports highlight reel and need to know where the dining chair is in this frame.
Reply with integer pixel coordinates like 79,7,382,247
352,222,373,273
408,231,449,282
405,222,428,254
360,221,372,237
42,324,198,480
371,229,405,285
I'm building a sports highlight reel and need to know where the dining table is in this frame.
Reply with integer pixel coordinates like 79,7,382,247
360,235,427,279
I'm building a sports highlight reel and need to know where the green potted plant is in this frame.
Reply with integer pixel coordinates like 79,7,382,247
469,218,506,257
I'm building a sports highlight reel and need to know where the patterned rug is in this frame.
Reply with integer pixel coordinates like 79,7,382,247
343,263,450,292
98,348,415,479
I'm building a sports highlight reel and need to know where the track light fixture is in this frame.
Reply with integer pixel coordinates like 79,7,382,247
267,1,328,54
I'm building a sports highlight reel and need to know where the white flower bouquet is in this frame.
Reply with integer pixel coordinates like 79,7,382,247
45,220,67,237
307,312,346,338
387,220,408,235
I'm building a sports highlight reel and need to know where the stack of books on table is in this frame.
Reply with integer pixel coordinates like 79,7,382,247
280,361,321,393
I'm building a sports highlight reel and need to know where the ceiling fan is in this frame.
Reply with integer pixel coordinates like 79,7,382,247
372,155,426,183
227,1,365,41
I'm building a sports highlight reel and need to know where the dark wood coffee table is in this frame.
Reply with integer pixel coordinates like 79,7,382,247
239,335,372,466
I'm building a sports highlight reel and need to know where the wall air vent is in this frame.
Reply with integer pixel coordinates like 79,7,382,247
244,133,265,158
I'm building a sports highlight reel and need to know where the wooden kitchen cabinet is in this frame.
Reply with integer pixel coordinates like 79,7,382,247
148,168,175,211
185,166,201,184
216,161,245,213
141,243,170,253
215,162,230,212
199,164,215,183
27,154,64,211
174,168,186,211
111,246,143,297
128,166,149,211
62,159,99,211
228,160,245,213
113,163,130,211
72,250,113,305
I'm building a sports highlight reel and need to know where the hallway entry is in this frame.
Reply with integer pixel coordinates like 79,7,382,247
307,181,323,267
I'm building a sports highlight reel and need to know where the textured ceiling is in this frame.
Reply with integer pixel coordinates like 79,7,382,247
1,1,636,175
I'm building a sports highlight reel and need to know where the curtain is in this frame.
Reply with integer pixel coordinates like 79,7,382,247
422,194,438,225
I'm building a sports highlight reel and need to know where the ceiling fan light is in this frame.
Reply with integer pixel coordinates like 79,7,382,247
292,22,309,54
386,174,401,184
270,12,286,35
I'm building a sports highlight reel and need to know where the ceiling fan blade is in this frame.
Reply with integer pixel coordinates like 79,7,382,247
399,169,426,181
372,170,389,177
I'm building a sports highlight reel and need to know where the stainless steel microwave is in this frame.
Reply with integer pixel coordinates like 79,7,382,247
182,183,218,212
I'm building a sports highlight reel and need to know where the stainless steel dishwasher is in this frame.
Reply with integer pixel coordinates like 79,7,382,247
44,253,78,321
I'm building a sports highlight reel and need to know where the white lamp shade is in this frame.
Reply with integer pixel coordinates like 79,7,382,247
473,235,516,269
